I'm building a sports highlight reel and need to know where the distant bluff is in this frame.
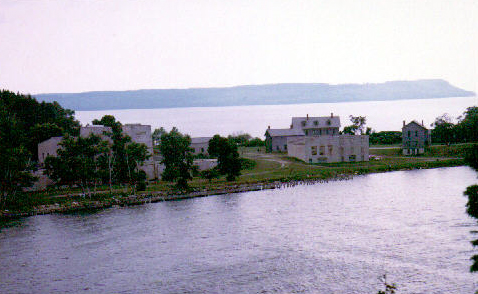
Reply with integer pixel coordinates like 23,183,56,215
35,79,475,111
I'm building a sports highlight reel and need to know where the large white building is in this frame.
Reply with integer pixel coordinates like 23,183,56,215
265,114,369,163
287,135,369,163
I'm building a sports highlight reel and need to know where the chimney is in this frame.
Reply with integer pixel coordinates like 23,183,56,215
331,112,333,118
306,114,309,120
268,125,270,129
422,120,424,126
403,120,406,127
290,124,293,129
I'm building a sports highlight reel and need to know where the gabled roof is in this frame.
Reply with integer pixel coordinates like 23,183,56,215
403,120,428,130
266,128,305,137
191,137,212,144
291,116,341,129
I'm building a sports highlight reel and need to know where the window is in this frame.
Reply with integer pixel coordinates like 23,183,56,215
349,155,356,161
276,146,280,151
415,131,418,137
319,129,322,135
328,145,333,154
314,120,318,126
201,148,204,153
319,146,325,155
327,120,331,125
311,146,317,155
326,129,329,135
309,159,312,163
408,131,411,137
284,145,287,150
301,121,306,127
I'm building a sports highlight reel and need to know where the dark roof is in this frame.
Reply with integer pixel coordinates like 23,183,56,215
266,128,305,137
190,137,212,144
291,116,341,129
403,120,428,130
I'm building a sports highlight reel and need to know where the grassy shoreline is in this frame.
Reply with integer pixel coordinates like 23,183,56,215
0,147,465,221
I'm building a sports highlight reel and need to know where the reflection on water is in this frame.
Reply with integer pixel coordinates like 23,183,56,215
1,167,478,293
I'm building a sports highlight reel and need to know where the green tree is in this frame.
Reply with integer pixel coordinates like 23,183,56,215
0,90,80,161
341,115,367,135
431,113,455,144
159,128,194,189
208,135,241,181
92,115,132,184
464,144,478,271
0,109,36,209
459,106,478,143
152,127,166,146
125,142,150,192
44,134,109,196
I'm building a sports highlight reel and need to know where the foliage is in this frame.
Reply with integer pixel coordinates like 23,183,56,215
342,115,367,135
44,134,109,195
159,128,194,189
0,89,80,160
0,109,37,209
200,168,220,182
463,143,478,272
376,274,397,294
369,131,402,145
464,144,478,171
228,132,264,147
125,142,150,192
152,127,166,146
431,106,478,144
208,135,242,181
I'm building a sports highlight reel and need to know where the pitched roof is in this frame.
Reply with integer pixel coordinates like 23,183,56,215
191,137,212,144
291,116,341,129
403,120,428,130
266,128,305,137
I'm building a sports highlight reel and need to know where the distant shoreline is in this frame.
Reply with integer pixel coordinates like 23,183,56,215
35,79,475,111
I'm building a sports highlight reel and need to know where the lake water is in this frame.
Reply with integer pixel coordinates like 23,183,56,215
76,96,477,138
1,167,478,293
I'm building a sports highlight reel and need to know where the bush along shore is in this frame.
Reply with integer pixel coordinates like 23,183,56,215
0,157,464,221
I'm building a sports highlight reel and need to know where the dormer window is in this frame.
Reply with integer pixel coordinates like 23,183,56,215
314,120,318,126
301,121,306,127
327,120,331,125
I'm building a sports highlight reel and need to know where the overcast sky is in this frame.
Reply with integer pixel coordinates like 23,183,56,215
0,0,476,94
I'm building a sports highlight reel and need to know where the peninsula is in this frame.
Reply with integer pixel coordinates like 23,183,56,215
35,79,475,111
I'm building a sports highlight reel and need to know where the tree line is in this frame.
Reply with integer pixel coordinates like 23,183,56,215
0,90,79,208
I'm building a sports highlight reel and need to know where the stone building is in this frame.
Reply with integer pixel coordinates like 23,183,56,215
402,120,431,155
265,114,340,152
190,137,212,155
37,124,159,180
288,135,369,163
265,128,305,152
38,136,63,164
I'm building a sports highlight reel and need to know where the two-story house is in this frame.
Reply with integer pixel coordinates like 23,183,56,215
402,120,431,155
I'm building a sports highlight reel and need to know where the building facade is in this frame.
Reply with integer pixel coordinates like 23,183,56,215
265,114,341,152
190,137,212,155
288,135,369,163
402,120,431,155
38,136,63,164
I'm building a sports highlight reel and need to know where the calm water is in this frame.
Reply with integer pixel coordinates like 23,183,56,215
1,167,478,293
76,96,477,137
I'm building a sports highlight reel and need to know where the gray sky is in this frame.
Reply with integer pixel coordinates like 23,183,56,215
0,0,477,94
